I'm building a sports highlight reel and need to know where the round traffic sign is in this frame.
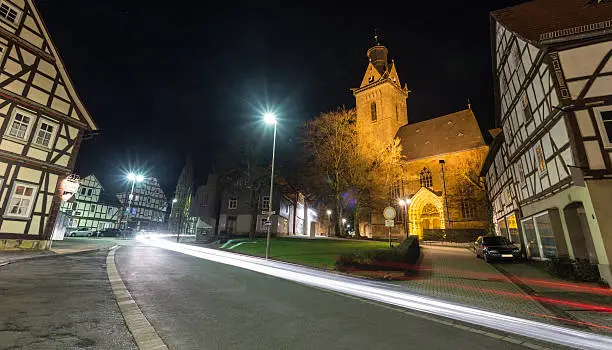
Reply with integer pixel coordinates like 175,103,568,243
383,206,396,220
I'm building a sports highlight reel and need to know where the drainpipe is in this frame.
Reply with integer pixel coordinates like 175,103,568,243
439,159,451,230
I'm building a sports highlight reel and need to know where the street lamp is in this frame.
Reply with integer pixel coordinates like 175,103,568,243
264,112,278,260
398,198,411,238
172,198,178,203
122,173,144,233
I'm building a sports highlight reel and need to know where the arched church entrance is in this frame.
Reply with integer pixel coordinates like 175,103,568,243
408,187,445,238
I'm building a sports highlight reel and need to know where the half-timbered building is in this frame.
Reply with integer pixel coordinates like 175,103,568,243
0,0,97,250
482,0,612,283
117,177,167,231
59,174,121,232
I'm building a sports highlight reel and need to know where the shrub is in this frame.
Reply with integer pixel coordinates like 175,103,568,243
335,236,420,271
545,256,601,282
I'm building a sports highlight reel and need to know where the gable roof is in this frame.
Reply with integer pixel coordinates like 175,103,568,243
492,0,612,44
395,109,486,161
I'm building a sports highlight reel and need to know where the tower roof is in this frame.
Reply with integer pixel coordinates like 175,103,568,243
395,109,485,160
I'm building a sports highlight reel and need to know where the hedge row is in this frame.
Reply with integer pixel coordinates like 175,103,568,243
422,229,487,243
335,236,420,271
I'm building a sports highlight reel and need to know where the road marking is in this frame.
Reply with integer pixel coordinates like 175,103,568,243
106,247,168,350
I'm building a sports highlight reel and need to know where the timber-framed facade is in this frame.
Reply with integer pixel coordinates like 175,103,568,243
482,0,612,283
0,0,97,250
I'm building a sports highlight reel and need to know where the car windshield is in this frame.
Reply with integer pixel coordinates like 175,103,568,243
482,236,510,245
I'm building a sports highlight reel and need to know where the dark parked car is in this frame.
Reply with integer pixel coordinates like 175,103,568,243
96,228,122,237
474,235,521,262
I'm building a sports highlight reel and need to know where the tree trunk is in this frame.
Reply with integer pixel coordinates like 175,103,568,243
334,193,342,237
354,207,360,237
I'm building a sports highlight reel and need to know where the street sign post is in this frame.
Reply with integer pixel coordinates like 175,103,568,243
383,206,396,248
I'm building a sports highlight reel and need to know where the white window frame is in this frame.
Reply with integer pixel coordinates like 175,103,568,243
4,181,38,219
594,105,612,150
6,108,35,143
32,117,59,149
260,195,270,210
0,1,21,26
517,160,526,187
228,197,238,209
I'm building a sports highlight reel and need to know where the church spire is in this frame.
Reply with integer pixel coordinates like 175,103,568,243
367,30,388,74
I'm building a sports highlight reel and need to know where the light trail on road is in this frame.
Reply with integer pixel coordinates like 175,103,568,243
137,236,612,350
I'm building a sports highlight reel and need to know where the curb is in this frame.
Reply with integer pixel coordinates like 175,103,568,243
0,245,117,268
107,247,168,350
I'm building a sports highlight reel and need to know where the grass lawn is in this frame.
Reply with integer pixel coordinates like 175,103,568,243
223,237,390,269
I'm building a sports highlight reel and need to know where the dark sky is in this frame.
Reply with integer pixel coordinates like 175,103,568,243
37,0,524,195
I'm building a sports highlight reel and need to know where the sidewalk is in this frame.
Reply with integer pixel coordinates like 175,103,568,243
0,238,118,265
393,245,612,334
494,262,612,332
0,249,136,349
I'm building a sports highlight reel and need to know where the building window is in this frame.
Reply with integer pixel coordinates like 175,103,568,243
33,119,58,148
228,197,238,209
594,107,612,149
419,168,432,187
521,93,532,120
80,187,87,195
260,195,270,210
91,204,96,212
87,188,93,196
521,212,558,259
8,109,34,141
0,1,20,24
107,207,113,214
535,144,547,175
370,102,377,121
6,182,38,218
461,198,475,219
517,161,526,186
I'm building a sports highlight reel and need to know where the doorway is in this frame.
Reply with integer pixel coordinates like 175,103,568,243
564,202,598,263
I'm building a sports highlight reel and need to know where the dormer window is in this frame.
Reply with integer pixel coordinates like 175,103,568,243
368,76,374,83
370,102,377,121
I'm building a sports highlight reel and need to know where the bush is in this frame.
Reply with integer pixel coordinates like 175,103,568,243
545,256,601,282
422,229,486,243
335,236,420,271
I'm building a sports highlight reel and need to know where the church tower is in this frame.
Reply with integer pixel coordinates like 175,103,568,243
352,34,409,144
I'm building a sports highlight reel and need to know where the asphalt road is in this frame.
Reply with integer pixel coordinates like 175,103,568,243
115,245,535,350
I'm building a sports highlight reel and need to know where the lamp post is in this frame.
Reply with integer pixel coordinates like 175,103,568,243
124,173,144,231
439,159,450,230
398,198,411,238
264,112,277,260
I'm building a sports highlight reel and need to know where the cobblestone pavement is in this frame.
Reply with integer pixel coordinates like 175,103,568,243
0,250,136,350
394,246,559,324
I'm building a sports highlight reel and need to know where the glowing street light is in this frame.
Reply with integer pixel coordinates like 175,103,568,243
172,198,178,203
125,173,145,231
326,209,332,216
264,112,278,260
326,209,333,236
342,218,347,224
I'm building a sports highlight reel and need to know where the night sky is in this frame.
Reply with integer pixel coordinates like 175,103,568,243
37,0,524,195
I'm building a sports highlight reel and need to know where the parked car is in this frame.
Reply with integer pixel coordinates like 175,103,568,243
96,228,122,237
474,235,521,262
68,227,96,237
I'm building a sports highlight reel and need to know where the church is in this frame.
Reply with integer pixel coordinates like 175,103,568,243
352,39,490,240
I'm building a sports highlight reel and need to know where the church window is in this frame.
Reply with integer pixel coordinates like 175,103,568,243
395,104,399,121
371,102,377,121
461,198,475,219
419,168,432,188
